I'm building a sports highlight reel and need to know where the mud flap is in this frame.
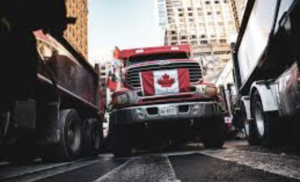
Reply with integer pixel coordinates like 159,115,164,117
15,100,36,130
37,102,60,145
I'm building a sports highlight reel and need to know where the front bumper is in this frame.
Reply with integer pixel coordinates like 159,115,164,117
110,101,223,125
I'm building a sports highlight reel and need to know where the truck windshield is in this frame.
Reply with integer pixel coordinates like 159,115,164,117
127,52,189,66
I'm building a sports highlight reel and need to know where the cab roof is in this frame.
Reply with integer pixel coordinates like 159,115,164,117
121,44,191,60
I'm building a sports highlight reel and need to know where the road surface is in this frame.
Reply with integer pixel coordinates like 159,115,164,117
1,140,300,182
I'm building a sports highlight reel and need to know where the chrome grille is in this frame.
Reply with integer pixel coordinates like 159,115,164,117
126,61,202,88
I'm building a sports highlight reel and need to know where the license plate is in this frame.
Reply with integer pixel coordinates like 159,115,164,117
160,107,177,116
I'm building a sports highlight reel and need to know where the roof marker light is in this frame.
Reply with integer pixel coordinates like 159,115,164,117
135,49,144,53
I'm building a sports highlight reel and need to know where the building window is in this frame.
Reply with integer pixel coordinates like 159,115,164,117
190,34,197,39
181,36,187,40
207,12,212,15
220,39,227,43
215,1,219,4
200,40,208,44
205,1,210,5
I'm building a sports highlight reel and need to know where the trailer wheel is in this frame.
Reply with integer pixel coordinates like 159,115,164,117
202,116,225,148
241,104,260,145
240,104,248,137
82,118,102,156
51,109,82,161
251,91,283,147
109,125,131,157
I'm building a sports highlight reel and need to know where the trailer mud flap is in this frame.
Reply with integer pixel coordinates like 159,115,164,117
15,100,36,130
37,102,60,145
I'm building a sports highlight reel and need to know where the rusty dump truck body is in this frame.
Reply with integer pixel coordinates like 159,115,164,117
0,31,103,162
36,31,99,110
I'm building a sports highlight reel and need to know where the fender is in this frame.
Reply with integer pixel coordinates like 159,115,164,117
241,96,252,120
250,81,279,113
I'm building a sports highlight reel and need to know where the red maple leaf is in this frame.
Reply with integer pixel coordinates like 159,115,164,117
157,73,175,87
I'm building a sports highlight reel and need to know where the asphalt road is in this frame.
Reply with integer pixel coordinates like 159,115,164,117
1,140,300,182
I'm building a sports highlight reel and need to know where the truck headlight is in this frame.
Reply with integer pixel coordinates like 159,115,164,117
195,84,218,97
116,93,129,105
112,90,140,107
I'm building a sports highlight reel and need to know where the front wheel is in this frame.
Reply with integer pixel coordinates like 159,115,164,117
201,116,225,148
109,125,132,157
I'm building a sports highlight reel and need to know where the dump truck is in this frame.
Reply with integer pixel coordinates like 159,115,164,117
108,45,225,157
229,0,300,147
0,31,104,162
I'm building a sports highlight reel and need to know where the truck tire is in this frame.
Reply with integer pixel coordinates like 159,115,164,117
109,125,131,157
82,118,102,157
241,104,260,146
202,116,225,148
251,90,283,147
42,109,83,161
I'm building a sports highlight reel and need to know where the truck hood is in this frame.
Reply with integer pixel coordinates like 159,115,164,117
126,59,198,69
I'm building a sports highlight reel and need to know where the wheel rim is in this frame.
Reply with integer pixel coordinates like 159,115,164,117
67,119,81,152
255,101,265,137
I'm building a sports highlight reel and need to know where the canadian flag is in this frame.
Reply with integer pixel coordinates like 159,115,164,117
140,69,190,96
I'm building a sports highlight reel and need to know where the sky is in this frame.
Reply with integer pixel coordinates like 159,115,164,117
88,0,161,63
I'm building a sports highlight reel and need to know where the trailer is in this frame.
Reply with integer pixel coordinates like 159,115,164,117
0,30,104,162
230,0,300,147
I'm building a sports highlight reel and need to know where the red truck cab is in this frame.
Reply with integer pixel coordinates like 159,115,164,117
109,45,224,157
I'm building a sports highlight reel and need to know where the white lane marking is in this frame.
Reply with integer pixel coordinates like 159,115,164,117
94,155,180,182
0,154,113,181
199,148,300,180
2,158,104,182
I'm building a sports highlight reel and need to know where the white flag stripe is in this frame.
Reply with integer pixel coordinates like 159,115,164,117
94,156,179,182
154,70,179,95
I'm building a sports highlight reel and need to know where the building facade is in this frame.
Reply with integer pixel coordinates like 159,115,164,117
163,0,237,82
230,0,247,30
155,0,169,44
64,0,88,60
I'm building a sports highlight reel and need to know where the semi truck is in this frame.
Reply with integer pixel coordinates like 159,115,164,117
0,30,104,162
229,0,300,147
108,45,225,157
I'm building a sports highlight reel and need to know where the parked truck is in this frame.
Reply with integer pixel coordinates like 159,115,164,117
108,45,225,157
229,0,300,147
0,30,104,162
